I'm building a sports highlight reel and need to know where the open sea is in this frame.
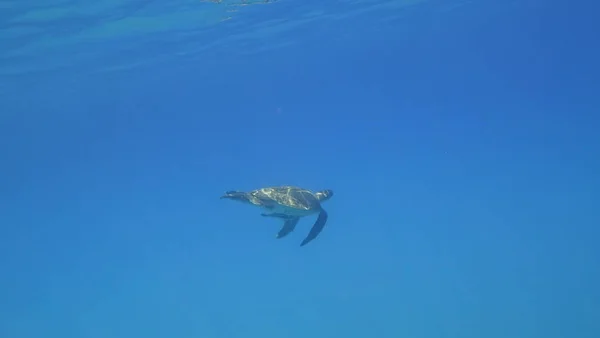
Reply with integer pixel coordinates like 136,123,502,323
1,1,599,338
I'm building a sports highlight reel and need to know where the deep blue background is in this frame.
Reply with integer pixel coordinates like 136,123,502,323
1,1,599,337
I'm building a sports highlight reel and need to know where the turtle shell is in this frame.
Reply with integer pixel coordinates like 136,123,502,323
252,186,320,211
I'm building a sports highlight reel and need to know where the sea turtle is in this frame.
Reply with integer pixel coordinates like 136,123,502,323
220,186,334,246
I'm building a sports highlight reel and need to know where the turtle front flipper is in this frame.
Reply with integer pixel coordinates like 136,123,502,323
300,209,328,246
262,212,293,218
276,217,299,239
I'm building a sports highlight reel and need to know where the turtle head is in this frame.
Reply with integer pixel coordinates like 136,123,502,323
314,189,334,202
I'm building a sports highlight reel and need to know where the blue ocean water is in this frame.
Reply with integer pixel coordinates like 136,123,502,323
1,0,599,337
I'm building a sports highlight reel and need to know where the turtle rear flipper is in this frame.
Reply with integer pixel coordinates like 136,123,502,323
221,191,247,200
300,209,328,246
221,191,274,207
276,218,299,239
